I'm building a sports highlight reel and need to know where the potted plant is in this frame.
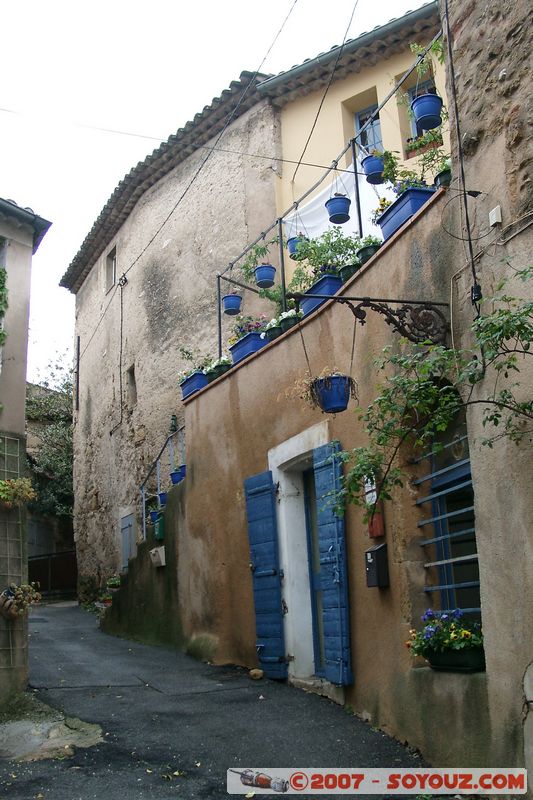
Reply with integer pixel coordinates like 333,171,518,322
205,356,232,382
0,583,41,620
254,263,276,289
406,608,485,672
291,368,357,414
278,308,302,333
222,290,242,316
411,91,443,131
356,235,383,265
263,317,283,341
178,348,211,399
158,491,167,506
287,233,308,260
0,477,37,509
361,152,385,184
434,156,452,189
325,193,351,224
228,315,268,365
106,575,121,592
295,229,361,316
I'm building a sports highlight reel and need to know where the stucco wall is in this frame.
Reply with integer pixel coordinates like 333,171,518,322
439,0,533,772
178,193,501,765
0,222,33,436
73,100,281,595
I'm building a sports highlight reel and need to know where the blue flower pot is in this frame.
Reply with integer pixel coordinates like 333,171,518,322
170,470,182,485
180,370,208,400
411,93,443,131
377,187,435,241
178,464,186,480
222,294,242,316
325,195,351,224
254,264,276,288
229,332,267,365
159,492,167,506
300,274,343,317
287,236,307,260
149,510,159,523
361,155,384,185
313,375,351,413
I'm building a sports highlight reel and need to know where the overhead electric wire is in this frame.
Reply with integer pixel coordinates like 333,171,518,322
76,0,300,362
291,0,359,185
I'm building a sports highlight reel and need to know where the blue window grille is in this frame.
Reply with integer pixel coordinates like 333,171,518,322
414,415,480,617
355,104,383,154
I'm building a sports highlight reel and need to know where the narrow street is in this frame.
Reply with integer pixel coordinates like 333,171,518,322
1,604,421,799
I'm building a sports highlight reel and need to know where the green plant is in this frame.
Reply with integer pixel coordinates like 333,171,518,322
26,356,73,517
0,477,37,508
178,346,212,381
337,264,533,519
106,575,121,589
359,235,382,248
370,198,392,226
0,264,7,348
407,609,483,657
296,227,362,271
409,40,445,80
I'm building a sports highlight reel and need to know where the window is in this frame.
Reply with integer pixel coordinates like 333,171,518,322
415,411,480,618
105,246,117,292
408,80,437,138
355,105,383,154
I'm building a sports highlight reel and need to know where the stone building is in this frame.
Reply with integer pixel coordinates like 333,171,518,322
0,198,51,703
63,3,444,596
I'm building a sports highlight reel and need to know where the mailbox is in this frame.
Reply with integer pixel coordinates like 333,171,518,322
365,542,389,588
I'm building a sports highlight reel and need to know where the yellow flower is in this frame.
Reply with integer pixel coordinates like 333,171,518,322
461,630,472,639
450,632,458,640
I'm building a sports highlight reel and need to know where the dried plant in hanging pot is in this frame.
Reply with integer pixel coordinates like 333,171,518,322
288,368,357,414
0,478,37,509
0,583,42,620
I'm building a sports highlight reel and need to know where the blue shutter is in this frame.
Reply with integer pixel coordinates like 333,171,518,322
244,471,287,679
313,443,353,686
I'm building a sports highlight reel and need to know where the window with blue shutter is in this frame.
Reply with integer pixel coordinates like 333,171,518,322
244,471,288,679
312,443,354,686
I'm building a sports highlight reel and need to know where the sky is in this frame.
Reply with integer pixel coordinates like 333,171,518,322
1,0,429,382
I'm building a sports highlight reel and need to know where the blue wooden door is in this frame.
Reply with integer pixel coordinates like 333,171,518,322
244,471,287,679
313,443,353,686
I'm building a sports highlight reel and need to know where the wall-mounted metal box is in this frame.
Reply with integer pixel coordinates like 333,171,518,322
365,542,389,587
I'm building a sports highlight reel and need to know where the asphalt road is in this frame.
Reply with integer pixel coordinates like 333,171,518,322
0,604,421,799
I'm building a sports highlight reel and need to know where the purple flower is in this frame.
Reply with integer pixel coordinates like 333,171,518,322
424,626,436,639
453,608,463,619
422,609,435,622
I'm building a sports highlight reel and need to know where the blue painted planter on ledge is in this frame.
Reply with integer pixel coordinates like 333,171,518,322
361,155,384,185
377,187,435,241
229,332,267,365
180,370,208,400
313,375,352,414
254,264,276,288
325,195,351,224
300,274,343,317
411,93,443,131
222,294,242,316
158,492,167,506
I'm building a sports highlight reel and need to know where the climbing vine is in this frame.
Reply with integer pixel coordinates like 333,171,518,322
0,236,8,347
337,264,533,518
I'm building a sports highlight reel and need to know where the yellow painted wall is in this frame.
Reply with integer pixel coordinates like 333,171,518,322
275,46,448,226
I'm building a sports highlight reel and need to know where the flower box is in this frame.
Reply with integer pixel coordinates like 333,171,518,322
229,332,267,365
180,370,208,400
300,274,343,317
426,648,485,673
377,187,435,241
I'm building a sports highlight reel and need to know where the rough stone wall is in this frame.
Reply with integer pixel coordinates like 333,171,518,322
73,100,281,598
440,0,533,772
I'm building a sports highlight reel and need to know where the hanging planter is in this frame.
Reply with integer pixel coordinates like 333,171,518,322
229,332,267,365
149,509,159,523
410,93,443,131
170,470,182,485
222,293,242,316
361,154,384,185
300,273,343,317
180,370,208,400
254,264,276,289
325,194,351,224
0,589,17,620
376,186,435,241
287,235,308,260
311,374,356,414
158,491,167,506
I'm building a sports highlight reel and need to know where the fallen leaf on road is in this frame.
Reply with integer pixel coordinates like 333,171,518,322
146,769,153,774
162,774,172,781
245,793,255,798
9,773,17,779
173,770,184,777
258,695,265,700
195,761,201,767
35,794,44,799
